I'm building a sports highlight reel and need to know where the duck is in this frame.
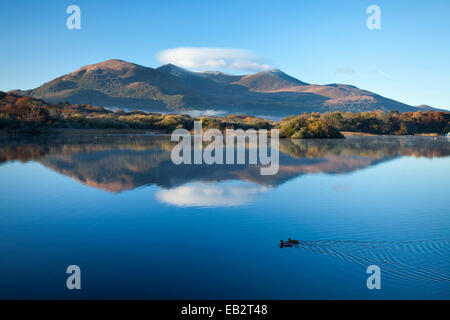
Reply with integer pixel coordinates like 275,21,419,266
279,240,293,248
288,238,299,244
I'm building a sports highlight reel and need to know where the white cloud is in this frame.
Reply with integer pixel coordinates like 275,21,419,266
155,182,269,207
157,47,271,72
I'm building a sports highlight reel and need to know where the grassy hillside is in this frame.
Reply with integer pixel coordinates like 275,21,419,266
9,59,437,117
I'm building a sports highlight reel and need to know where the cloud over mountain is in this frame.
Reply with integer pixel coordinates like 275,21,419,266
157,47,271,72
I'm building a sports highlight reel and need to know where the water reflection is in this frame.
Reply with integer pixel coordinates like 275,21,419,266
0,135,449,206
155,182,270,207
0,135,449,299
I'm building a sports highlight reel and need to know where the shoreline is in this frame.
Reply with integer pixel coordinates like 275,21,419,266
341,131,441,137
0,128,167,136
2,92,448,139
0,128,445,138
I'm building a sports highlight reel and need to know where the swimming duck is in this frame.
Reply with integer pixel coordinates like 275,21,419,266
279,240,293,248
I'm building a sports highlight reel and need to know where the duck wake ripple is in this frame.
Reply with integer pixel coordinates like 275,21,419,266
286,239,450,283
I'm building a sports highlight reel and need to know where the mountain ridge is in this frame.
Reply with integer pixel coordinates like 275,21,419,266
9,59,439,117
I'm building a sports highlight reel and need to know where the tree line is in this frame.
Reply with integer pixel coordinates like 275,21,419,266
1,92,449,137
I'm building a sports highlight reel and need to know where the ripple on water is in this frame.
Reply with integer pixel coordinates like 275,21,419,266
287,239,450,283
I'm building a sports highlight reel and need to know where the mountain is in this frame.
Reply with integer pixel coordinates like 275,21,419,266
234,69,309,91
10,59,438,117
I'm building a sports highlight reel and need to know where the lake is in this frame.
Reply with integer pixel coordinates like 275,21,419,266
0,135,449,299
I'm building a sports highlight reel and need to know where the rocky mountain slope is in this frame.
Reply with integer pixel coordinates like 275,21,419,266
10,59,436,117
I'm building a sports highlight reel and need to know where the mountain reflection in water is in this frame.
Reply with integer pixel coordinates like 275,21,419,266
0,134,449,299
0,135,449,207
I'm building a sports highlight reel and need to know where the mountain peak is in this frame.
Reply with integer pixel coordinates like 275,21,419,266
69,59,146,77
266,68,283,74
234,68,309,92
88,59,136,68
415,104,437,111
159,63,184,70
157,63,194,77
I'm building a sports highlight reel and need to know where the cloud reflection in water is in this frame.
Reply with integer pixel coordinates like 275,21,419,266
155,182,269,207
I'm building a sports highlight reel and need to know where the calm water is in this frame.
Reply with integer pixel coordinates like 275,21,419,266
0,135,449,299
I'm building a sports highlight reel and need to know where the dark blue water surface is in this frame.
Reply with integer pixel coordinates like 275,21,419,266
0,135,449,299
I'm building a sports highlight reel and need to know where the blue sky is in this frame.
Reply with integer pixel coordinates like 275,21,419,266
0,0,449,109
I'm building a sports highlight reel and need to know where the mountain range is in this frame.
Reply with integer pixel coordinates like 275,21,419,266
10,59,438,117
